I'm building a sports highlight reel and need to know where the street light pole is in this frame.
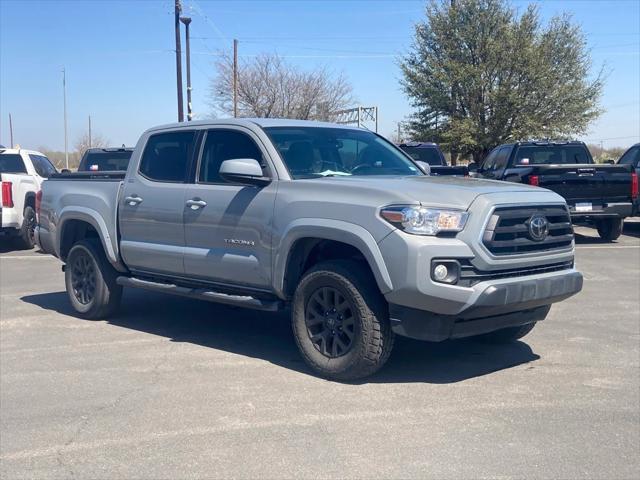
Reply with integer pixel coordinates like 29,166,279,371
180,16,192,121
62,67,69,170
233,39,238,118
174,0,184,122
9,113,13,148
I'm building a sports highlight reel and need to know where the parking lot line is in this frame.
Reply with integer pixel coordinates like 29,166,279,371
575,245,639,249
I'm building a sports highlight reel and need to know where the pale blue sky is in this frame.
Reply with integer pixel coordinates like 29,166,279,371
1,0,638,151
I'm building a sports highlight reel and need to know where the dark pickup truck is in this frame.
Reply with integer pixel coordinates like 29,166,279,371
471,141,638,241
398,142,468,176
77,147,133,172
617,143,640,216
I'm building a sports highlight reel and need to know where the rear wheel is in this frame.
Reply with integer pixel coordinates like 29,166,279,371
65,239,122,319
16,205,36,249
596,217,623,241
291,260,394,381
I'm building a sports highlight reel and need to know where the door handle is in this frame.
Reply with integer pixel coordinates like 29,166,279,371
124,195,143,206
186,199,207,210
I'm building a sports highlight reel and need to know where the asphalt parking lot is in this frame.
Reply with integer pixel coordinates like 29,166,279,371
1,221,638,479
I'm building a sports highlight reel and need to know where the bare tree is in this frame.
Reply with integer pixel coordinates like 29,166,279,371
210,52,354,120
74,131,108,157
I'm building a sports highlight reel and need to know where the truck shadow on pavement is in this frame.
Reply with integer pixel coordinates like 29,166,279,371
21,289,540,384
574,221,639,244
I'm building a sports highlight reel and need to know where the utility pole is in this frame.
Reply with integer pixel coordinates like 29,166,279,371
62,67,69,170
233,39,238,118
397,122,401,143
180,16,193,121
174,0,184,122
88,115,92,149
9,113,14,148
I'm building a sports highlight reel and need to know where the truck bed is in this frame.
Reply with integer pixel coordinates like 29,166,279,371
504,163,634,215
38,173,124,267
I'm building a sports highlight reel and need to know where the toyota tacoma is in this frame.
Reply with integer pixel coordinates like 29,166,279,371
37,119,583,380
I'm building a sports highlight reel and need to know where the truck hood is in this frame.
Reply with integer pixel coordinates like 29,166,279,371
303,175,543,210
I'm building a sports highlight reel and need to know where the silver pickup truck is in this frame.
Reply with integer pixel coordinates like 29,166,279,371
37,119,583,380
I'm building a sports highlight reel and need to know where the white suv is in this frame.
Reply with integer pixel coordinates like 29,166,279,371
1,147,57,248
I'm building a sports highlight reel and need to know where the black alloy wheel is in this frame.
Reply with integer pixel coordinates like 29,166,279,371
25,208,36,245
70,250,97,305
305,286,356,358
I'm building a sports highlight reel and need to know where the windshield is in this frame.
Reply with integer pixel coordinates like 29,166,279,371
79,151,132,171
399,146,444,166
264,127,422,179
513,145,592,165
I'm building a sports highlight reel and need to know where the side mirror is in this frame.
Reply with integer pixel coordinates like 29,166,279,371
61,169,71,174
219,158,270,186
467,162,478,172
415,160,431,175
603,159,614,164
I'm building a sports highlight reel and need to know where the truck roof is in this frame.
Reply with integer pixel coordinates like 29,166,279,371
510,140,587,147
398,142,440,148
0,147,45,156
145,118,370,134
84,147,133,153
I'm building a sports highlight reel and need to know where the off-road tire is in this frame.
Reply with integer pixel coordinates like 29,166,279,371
16,205,36,249
291,260,394,381
474,322,537,344
596,218,623,241
65,239,122,319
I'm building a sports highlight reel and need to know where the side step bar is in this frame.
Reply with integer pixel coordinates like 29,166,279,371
116,276,283,312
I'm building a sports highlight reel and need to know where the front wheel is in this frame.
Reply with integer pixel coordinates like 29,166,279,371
596,217,623,241
65,239,122,319
291,260,394,381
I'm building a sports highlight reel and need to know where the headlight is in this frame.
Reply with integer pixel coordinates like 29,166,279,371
380,206,469,236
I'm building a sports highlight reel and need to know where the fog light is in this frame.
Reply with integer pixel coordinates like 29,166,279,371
433,264,449,281
431,259,461,284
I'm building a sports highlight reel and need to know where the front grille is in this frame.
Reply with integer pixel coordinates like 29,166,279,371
482,205,573,256
458,260,574,286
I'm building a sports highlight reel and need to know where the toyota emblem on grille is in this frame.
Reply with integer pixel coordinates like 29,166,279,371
528,214,549,242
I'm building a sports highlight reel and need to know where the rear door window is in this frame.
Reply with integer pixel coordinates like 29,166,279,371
29,154,57,177
0,154,27,174
139,131,196,182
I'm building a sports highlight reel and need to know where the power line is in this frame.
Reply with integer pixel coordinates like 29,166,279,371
186,0,228,43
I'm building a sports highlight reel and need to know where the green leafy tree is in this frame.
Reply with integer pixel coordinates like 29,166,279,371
400,0,604,162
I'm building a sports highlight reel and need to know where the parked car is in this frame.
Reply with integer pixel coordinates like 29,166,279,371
1,147,57,248
470,140,637,241
617,143,640,216
398,142,468,176
37,119,582,380
77,147,133,172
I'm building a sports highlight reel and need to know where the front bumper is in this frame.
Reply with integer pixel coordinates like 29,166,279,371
389,270,582,341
